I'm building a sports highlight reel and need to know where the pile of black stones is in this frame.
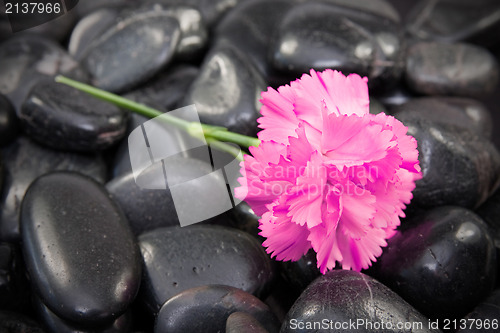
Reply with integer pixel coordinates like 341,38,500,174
1,0,500,332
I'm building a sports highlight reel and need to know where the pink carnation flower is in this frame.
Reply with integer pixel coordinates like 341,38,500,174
235,69,422,273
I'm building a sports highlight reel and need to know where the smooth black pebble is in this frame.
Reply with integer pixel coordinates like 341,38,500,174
405,41,499,97
0,94,19,146
0,136,106,242
154,285,279,333
183,42,266,137
21,172,142,326
369,206,497,320
281,270,437,333
138,225,274,313
226,312,270,333
457,289,500,333
20,81,128,152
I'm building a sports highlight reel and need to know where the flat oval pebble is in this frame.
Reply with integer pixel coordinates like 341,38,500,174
405,41,499,97
81,9,181,92
281,270,437,333
393,97,493,138
183,42,266,137
369,206,497,320
403,117,500,210
0,35,88,111
0,94,19,146
0,137,106,242
226,312,270,333
138,225,274,313
271,1,404,91
33,295,133,333
154,285,279,333
21,172,142,325
20,81,127,152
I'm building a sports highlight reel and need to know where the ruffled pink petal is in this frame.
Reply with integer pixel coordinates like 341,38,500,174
308,224,342,274
337,226,387,271
338,182,376,239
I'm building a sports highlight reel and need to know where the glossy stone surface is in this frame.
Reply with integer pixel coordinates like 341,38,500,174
214,0,297,86
80,8,181,92
21,172,142,325
393,97,493,138
107,157,233,235
403,118,500,210
0,93,18,146
271,1,404,91
280,249,320,294
369,206,497,320
0,35,87,111
183,42,266,137
33,296,133,333
138,225,274,313
457,289,500,333
20,81,127,152
405,42,499,97
281,270,437,333
226,312,270,333
0,137,106,242
0,242,31,312
476,189,500,254
406,0,500,47
0,311,45,332
154,285,280,333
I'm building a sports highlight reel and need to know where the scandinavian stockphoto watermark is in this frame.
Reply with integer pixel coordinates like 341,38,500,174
128,105,245,227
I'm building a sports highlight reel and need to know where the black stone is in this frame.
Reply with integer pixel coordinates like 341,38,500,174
369,206,497,320
154,285,280,333
226,312,270,333
0,311,45,332
183,42,266,137
457,289,500,333
107,157,234,235
0,93,18,147
281,270,437,333
0,137,107,242
375,84,415,108
214,0,297,86
80,8,181,93
33,296,133,333
271,1,404,91
20,81,128,152
0,35,88,112
405,41,499,97
280,249,320,295
322,0,400,23
393,97,493,138
21,172,142,325
476,188,500,270
229,202,262,240
138,225,274,313
403,118,500,210
406,0,500,47
368,98,387,115
0,242,31,312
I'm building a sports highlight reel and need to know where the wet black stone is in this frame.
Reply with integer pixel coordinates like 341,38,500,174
405,41,499,97
406,0,500,47
0,311,45,333
80,8,181,93
226,312,270,333
369,206,497,320
154,285,280,333
0,93,19,147
457,289,500,333
214,0,297,86
0,242,31,312
20,81,128,152
322,0,400,23
393,97,493,138
33,296,133,333
281,270,437,333
0,137,107,242
183,42,266,137
21,172,142,325
138,225,274,313
476,188,500,269
107,157,234,235
280,249,320,295
403,118,500,210
271,1,404,91
229,202,262,240
0,35,88,112
375,84,416,108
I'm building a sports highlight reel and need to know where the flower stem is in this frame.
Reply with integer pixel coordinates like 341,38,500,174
54,76,261,152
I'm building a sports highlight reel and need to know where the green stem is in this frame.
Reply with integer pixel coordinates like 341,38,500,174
55,76,261,151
